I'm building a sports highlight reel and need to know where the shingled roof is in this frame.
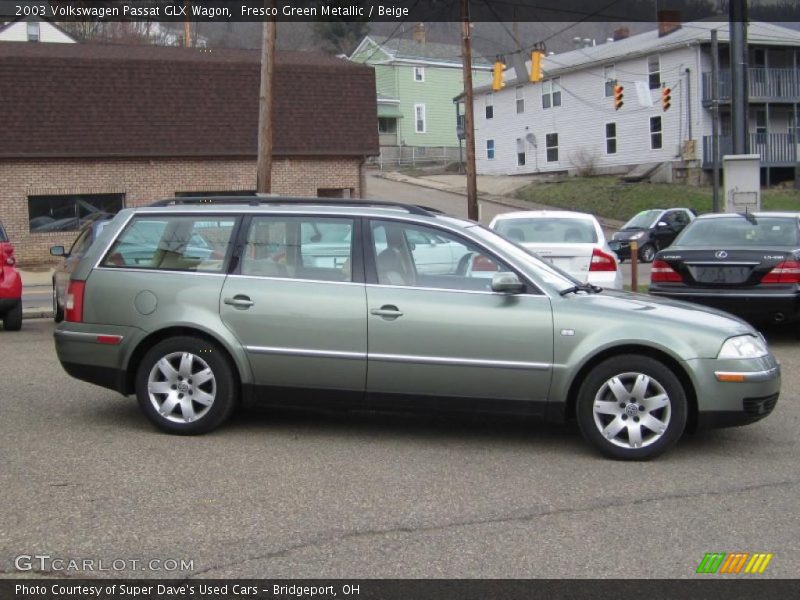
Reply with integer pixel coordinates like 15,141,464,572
0,42,379,159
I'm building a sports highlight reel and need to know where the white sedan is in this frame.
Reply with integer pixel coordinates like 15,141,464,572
489,210,623,289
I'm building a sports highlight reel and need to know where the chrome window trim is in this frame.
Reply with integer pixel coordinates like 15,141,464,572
369,353,551,370
93,267,227,278
246,346,366,360
229,274,362,287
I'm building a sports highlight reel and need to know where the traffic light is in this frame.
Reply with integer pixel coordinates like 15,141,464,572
530,49,544,83
614,84,624,110
492,59,505,91
662,86,672,111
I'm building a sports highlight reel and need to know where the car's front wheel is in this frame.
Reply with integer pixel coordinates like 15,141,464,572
135,336,237,434
638,243,656,263
576,355,687,460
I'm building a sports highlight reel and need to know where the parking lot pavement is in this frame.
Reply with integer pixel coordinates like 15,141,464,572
1,319,799,578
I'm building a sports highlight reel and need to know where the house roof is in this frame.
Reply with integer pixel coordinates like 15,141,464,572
467,20,800,97
0,42,379,159
358,35,492,68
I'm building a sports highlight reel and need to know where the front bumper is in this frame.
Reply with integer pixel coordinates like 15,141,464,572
687,356,781,429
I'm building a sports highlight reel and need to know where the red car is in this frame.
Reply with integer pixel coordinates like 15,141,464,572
0,221,22,331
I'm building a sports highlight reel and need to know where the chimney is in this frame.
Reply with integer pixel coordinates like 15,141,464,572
613,27,630,41
413,23,426,44
658,10,682,37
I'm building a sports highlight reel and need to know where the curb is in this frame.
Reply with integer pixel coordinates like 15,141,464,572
23,309,53,320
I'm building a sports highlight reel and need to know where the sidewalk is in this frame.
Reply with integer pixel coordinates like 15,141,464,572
18,266,55,320
377,171,626,230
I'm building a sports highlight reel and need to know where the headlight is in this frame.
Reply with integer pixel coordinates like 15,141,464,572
630,232,644,240
718,335,769,359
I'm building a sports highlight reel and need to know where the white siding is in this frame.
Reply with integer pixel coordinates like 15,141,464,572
0,21,76,43
474,45,705,175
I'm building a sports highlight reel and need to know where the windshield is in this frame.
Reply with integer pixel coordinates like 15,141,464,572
494,217,598,244
468,224,583,292
622,210,662,230
675,216,800,247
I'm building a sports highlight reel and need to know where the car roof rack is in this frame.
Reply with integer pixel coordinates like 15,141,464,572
148,195,441,217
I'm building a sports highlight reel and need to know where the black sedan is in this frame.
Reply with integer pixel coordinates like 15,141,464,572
649,212,800,327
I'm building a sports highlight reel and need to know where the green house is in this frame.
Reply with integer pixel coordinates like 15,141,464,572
349,28,492,155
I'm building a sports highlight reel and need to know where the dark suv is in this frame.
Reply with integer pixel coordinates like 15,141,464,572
609,208,695,263
0,221,22,331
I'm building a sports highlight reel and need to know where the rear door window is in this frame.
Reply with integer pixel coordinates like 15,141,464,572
102,215,236,272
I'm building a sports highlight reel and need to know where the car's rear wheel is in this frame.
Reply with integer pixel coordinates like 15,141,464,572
2,300,22,331
638,243,656,263
576,355,687,460
53,285,64,323
135,336,236,434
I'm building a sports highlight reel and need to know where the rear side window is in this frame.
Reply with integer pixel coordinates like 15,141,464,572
102,216,236,272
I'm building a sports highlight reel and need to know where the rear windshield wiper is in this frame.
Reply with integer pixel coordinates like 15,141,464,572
560,283,603,296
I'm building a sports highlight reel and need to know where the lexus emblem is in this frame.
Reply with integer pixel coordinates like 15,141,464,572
715,250,728,259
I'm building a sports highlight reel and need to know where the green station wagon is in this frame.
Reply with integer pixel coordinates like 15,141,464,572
54,197,781,460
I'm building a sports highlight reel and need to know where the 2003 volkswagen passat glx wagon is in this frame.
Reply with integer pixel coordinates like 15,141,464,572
54,197,780,459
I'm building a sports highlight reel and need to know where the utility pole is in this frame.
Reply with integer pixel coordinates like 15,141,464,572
711,29,721,212
257,14,276,194
460,0,479,221
730,0,749,154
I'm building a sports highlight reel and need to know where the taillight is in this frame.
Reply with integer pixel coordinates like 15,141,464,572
762,260,800,284
651,260,682,283
65,280,86,323
589,248,617,272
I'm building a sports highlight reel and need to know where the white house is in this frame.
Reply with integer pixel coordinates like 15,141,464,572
0,18,76,43
468,21,800,185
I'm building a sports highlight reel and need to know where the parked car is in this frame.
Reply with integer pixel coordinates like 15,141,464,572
649,212,800,328
54,197,780,460
51,214,113,322
489,210,622,289
0,220,22,331
609,208,696,263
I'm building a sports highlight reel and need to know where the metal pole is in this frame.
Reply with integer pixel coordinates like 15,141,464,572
460,0,479,221
685,68,692,140
711,29,721,212
730,0,749,154
256,15,276,193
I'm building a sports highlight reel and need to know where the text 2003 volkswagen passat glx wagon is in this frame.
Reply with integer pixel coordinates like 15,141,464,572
54,197,780,460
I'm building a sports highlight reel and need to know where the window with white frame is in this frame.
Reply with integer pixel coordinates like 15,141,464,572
515,85,525,114
545,133,558,162
648,55,661,89
605,123,617,154
27,21,40,42
485,93,494,119
542,78,562,109
486,139,495,160
650,116,662,149
516,138,526,166
604,65,615,97
414,104,426,133
413,66,425,82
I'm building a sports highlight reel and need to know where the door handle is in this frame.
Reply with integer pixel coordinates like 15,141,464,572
224,295,254,309
370,305,403,319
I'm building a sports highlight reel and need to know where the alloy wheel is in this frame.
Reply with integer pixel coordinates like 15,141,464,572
147,351,216,423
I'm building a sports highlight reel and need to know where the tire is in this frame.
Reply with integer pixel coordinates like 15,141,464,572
135,336,237,435
2,300,22,331
638,243,656,263
53,285,64,323
576,355,687,460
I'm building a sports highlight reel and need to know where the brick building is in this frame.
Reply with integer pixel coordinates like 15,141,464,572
0,43,378,264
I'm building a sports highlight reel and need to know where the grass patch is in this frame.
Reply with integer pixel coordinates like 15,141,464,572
514,176,800,221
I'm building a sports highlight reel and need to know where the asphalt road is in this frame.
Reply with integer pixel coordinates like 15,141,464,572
1,319,798,579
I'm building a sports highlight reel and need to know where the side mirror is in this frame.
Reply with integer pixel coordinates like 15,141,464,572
491,272,525,294
50,245,66,257
656,221,668,229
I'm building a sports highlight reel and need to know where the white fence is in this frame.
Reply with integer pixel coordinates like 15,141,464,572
372,146,463,169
